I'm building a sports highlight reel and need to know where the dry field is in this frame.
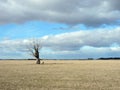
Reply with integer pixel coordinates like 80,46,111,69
0,60,120,90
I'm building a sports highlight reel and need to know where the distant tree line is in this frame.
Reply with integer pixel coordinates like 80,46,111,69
98,57,120,60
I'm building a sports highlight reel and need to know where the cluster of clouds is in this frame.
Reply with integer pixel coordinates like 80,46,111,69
1,0,120,59
41,28,120,51
0,0,120,26
0,27,120,59
41,27,120,58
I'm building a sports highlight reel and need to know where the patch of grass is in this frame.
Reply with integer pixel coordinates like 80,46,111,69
0,60,120,90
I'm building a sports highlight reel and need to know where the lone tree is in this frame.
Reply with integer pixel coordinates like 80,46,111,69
27,39,42,64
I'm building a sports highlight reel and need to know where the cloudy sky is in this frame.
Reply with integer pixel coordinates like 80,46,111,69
0,0,120,59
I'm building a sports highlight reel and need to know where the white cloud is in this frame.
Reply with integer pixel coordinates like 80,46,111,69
0,0,120,26
0,27,120,59
41,27,120,51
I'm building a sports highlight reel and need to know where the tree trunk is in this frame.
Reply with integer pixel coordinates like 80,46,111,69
36,58,40,64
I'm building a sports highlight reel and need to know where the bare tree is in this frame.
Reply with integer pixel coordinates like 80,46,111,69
27,39,42,64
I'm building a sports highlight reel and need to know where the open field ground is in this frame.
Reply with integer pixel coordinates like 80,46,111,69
0,60,120,90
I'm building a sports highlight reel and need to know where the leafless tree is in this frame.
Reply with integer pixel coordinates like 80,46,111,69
27,39,42,64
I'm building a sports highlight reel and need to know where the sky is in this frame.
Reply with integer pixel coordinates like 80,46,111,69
0,0,120,59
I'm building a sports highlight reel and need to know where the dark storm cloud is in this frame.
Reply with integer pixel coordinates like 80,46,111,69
0,0,120,26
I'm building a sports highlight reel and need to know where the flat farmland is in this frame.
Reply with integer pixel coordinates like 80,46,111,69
0,60,120,90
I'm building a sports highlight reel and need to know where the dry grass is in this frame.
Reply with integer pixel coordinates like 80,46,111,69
0,60,120,90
